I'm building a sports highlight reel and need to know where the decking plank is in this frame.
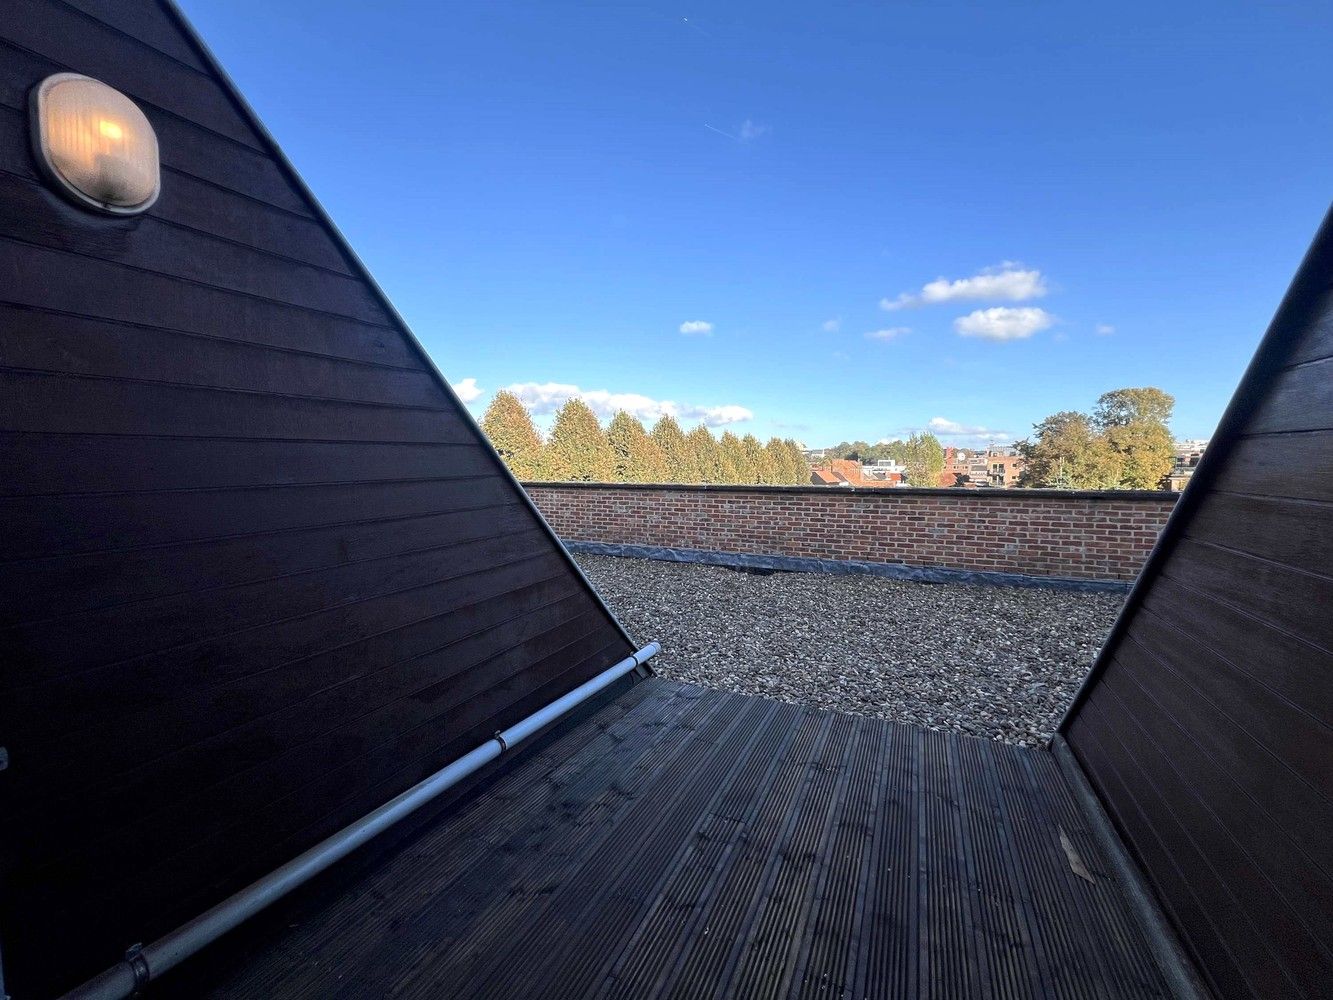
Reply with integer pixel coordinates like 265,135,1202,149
164,680,1183,1000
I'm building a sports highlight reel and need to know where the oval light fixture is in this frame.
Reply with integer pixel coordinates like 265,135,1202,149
30,73,160,216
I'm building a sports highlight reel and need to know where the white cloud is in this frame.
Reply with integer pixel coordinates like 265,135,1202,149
679,320,714,336
1095,323,1115,336
953,306,1053,341
926,416,1015,448
881,262,1048,311
865,327,910,341
454,377,482,403
821,317,841,333
503,381,752,428
739,119,769,141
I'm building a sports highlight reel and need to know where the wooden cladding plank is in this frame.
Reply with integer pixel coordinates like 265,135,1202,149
0,106,349,270
1187,490,1333,570
0,240,418,366
77,630,627,946
0,39,308,214
1139,576,1333,726
0,433,495,496
1162,537,1332,651
1210,431,1333,502
0,370,466,443
0,502,528,627
10,588,598,845
152,166,353,272
1070,714,1275,1000
0,305,443,409
1083,677,1332,988
56,0,210,70
0,527,551,685
1249,357,1333,434
0,177,387,322
0,476,517,561
1129,601,1333,803
0,0,263,148
1282,285,1333,366
11,624,627,996
4,552,570,739
1111,632,1333,881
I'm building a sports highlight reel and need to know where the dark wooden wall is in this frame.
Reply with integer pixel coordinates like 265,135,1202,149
1063,209,1333,1000
0,2,634,996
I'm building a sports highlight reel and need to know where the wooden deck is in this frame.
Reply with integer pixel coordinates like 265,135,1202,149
166,680,1179,999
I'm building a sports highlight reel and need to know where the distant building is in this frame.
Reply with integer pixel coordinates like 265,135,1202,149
861,458,905,482
942,446,1025,488
1168,439,1209,491
810,458,903,488
985,452,1025,488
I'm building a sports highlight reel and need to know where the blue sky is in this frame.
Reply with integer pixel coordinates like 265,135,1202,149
181,0,1331,448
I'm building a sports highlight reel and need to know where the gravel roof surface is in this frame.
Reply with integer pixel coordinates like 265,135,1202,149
577,554,1125,748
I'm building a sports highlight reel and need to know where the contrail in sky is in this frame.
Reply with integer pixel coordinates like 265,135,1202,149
703,123,740,141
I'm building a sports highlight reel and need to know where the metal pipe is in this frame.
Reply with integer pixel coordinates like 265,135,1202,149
61,642,659,1000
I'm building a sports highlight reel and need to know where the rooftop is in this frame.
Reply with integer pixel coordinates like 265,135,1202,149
579,554,1122,747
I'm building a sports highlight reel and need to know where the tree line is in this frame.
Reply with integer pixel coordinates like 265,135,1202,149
1016,387,1177,489
480,391,810,485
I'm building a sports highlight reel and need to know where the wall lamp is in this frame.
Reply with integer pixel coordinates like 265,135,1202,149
30,73,160,216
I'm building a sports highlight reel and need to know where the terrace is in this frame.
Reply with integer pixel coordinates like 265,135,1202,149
0,4,1326,1000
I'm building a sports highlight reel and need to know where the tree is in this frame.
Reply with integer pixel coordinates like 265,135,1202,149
607,410,667,483
720,431,752,482
902,432,944,487
781,439,810,484
1016,411,1123,489
740,434,768,484
763,438,791,485
480,390,547,480
1105,419,1175,489
687,424,734,484
650,415,699,483
1093,387,1175,430
828,440,873,462
545,398,615,482
1095,387,1176,489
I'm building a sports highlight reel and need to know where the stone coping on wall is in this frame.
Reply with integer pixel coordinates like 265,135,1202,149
565,540,1133,593
522,481,1177,501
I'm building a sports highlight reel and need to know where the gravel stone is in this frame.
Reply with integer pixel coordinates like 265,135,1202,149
577,554,1125,748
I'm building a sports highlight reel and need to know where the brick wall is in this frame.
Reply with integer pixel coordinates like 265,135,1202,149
524,483,1179,582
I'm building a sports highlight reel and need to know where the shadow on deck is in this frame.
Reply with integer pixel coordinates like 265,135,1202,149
168,680,1179,999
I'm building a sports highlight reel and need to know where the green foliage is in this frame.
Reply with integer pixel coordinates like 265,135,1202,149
762,438,788,484
1018,386,1175,489
1105,419,1175,489
1018,411,1108,488
782,438,810,483
826,438,908,464
545,398,615,482
719,431,751,482
650,415,699,483
480,389,547,480
1093,387,1175,429
739,434,768,484
481,392,833,488
902,432,945,487
607,410,668,483
687,424,735,483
